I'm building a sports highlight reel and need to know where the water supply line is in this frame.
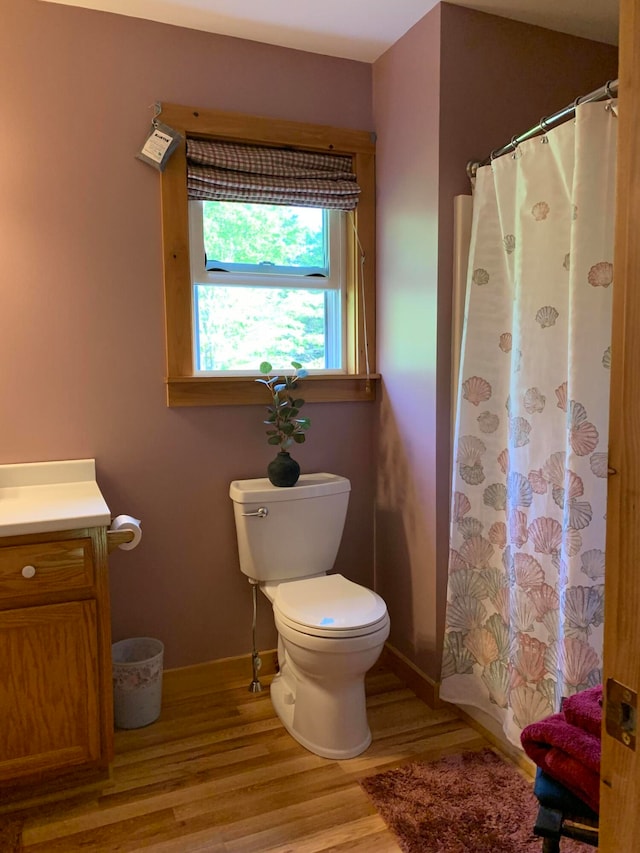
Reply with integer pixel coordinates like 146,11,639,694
248,579,263,692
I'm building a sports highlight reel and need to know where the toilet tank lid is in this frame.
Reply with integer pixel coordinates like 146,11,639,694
229,472,350,503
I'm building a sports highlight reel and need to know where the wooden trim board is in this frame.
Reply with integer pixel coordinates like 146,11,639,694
163,649,279,700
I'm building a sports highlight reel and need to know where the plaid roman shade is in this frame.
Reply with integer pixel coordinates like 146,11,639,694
186,138,360,210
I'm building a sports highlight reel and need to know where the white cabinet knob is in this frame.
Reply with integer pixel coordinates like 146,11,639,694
21,565,36,579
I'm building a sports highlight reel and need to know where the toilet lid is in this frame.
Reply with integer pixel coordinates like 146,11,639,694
273,574,387,632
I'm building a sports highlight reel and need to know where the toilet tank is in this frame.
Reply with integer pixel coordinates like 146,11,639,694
229,473,351,582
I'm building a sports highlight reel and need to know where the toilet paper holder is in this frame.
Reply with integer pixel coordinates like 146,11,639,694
107,528,136,552
107,515,143,552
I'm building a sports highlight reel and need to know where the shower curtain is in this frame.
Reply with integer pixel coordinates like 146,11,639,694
441,101,617,748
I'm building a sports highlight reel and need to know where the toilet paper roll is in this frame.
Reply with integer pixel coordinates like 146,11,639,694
110,514,142,550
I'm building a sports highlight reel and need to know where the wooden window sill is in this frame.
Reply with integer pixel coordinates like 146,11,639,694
166,374,379,407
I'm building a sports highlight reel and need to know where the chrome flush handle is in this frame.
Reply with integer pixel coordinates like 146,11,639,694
242,506,269,518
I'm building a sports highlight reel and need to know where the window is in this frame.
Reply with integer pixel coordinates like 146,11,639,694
158,104,376,406
189,202,346,372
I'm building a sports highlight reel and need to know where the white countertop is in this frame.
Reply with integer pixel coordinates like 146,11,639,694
0,459,111,537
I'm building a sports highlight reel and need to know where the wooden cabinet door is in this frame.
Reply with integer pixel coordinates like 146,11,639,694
0,600,101,783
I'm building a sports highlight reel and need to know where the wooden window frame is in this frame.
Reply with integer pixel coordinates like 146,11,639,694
159,103,377,407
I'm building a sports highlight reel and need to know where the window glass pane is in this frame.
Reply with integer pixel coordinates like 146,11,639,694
202,202,325,270
195,285,328,371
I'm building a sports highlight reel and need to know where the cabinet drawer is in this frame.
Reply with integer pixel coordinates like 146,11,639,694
0,539,94,601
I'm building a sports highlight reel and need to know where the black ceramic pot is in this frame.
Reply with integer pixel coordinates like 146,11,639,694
267,451,300,487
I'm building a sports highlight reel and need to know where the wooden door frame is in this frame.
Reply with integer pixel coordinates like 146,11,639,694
600,0,640,847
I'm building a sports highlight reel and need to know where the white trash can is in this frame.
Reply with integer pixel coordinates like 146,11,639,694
112,637,164,729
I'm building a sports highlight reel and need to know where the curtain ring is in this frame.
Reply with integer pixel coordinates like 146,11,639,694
538,117,550,144
604,79,615,99
510,135,521,159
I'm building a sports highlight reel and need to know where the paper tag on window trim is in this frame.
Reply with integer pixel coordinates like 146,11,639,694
136,120,182,172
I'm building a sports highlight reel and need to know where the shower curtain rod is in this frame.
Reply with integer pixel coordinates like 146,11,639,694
467,78,618,178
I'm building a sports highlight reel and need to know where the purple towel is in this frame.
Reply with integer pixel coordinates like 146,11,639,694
562,685,603,738
521,712,601,812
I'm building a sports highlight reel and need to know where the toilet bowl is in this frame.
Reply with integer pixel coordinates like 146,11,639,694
266,573,389,758
229,474,390,759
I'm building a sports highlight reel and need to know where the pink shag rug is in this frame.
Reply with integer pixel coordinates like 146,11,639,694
360,748,593,852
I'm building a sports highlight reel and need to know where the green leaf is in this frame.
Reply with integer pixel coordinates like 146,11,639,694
256,359,310,446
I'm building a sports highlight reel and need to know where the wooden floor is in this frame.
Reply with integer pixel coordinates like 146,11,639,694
12,658,487,852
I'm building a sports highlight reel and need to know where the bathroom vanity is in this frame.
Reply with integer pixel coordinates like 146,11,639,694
0,460,114,801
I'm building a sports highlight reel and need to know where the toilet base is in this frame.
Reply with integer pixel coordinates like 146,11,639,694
270,671,372,760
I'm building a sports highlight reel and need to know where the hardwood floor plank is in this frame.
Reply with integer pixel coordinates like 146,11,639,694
130,837,229,853
340,724,486,776
173,763,349,822
254,815,395,853
127,829,229,853
318,832,401,852
23,808,181,853
216,789,374,851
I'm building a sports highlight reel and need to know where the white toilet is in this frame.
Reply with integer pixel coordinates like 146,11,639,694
229,472,390,759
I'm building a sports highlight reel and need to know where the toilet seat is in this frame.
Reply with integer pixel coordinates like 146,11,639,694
272,574,388,639
275,609,389,640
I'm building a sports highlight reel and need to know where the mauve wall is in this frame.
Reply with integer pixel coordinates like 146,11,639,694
2,0,375,668
373,3,618,681
372,8,443,677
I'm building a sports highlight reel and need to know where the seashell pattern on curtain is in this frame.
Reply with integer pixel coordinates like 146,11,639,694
441,101,617,747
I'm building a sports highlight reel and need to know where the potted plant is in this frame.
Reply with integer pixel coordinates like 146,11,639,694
257,360,311,487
